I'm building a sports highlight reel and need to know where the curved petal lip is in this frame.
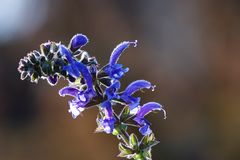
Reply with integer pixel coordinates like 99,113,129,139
59,86,79,97
123,80,152,96
109,40,137,66
137,102,165,118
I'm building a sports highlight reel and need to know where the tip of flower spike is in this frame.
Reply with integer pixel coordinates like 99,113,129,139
69,34,89,51
18,59,26,72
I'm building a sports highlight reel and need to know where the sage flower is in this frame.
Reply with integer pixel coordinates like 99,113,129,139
18,34,166,160
134,102,166,135
104,41,137,80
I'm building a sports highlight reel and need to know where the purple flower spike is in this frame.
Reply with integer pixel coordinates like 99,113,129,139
60,44,95,91
69,34,89,51
60,45,91,80
109,40,137,66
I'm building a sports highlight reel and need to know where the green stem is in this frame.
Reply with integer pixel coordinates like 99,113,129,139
118,129,129,146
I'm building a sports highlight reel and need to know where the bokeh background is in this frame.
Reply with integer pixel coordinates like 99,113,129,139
1,0,240,159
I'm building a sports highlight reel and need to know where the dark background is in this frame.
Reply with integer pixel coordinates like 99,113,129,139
0,0,240,159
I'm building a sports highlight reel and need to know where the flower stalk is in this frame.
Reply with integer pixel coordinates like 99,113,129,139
18,34,166,160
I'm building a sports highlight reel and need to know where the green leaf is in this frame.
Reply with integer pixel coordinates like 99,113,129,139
142,149,152,159
129,133,139,150
141,133,155,145
147,140,160,148
148,133,155,142
120,124,128,132
31,72,39,82
120,106,130,121
111,123,127,136
133,153,145,160
118,143,133,158
141,135,149,146
140,133,159,151
112,128,120,136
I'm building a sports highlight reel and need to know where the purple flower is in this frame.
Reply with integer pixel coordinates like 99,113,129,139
121,80,155,111
69,34,89,51
104,40,137,80
104,64,129,80
59,86,95,118
59,45,83,78
134,102,166,135
97,81,121,134
99,101,116,134
59,45,95,91
59,45,74,63
105,81,121,100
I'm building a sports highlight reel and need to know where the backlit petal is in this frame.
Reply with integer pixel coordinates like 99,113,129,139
69,34,89,51
123,80,152,96
59,86,79,97
109,40,137,66
137,102,166,119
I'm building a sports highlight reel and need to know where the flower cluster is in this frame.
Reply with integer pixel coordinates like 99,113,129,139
18,34,166,160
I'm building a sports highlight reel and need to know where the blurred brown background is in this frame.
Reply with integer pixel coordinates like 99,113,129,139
0,0,240,159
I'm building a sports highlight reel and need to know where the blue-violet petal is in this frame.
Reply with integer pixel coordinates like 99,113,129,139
59,86,79,97
137,102,166,119
70,34,89,50
109,40,137,66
